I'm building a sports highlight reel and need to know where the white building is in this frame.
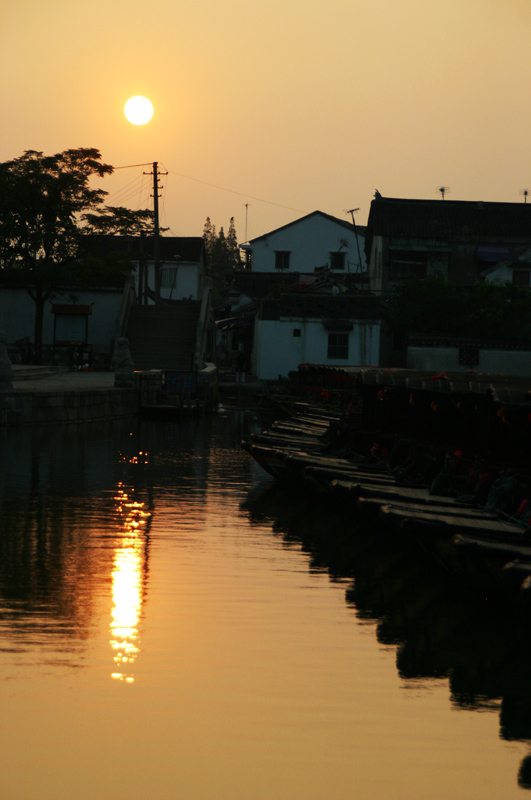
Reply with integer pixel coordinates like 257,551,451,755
483,245,531,287
0,236,209,367
134,237,206,302
253,294,381,380
240,211,366,275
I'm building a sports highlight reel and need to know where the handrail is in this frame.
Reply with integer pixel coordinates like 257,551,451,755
193,277,213,371
114,274,136,339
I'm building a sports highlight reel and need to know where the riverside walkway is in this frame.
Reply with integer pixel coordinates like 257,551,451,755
4,367,136,425
11,366,116,392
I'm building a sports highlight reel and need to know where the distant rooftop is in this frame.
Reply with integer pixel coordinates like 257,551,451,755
83,235,205,263
260,293,382,321
244,210,366,245
365,196,531,255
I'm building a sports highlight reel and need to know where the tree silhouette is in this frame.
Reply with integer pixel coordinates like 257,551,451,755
202,216,241,297
0,148,154,362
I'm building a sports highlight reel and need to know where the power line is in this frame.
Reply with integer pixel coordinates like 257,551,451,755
107,174,147,207
110,161,306,222
113,162,154,170
160,164,306,213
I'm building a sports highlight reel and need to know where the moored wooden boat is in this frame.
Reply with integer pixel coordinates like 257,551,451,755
454,529,531,561
347,482,442,501
381,507,522,538
356,493,486,514
501,559,531,592
303,464,401,494
372,499,497,521
249,431,327,450
242,443,295,481
436,532,531,592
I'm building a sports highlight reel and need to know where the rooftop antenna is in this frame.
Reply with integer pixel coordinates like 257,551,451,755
344,208,363,273
436,186,450,200
520,189,529,204
243,202,251,241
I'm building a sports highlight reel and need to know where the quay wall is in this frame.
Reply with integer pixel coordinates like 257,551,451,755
0,388,138,426
408,345,531,374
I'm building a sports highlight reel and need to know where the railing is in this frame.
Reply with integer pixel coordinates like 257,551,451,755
193,277,213,371
114,274,136,340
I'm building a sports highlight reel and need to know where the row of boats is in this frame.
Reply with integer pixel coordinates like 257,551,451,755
242,401,531,604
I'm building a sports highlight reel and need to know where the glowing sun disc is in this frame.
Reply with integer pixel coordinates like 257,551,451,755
124,96,153,126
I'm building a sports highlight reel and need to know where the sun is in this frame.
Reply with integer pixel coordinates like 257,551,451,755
124,96,153,126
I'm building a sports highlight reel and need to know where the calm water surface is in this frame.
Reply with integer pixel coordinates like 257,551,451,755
1,413,530,799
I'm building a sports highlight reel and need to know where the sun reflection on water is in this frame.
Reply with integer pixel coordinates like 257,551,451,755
110,484,150,683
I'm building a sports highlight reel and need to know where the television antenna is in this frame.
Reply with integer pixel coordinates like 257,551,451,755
344,208,359,226
436,186,450,200
344,208,362,273
520,189,529,204
243,202,251,240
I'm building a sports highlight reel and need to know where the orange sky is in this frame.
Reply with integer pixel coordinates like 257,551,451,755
2,0,531,242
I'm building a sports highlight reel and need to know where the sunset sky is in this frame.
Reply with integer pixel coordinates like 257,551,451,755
2,0,530,243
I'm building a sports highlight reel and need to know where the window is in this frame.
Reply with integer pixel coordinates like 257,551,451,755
55,315,87,342
161,267,178,288
327,333,349,360
330,252,346,271
389,250,427,281
275,251,291,270
293,328,301,337
513,270,530,287
51,304,91,345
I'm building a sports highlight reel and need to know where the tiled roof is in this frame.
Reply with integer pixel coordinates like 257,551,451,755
50,304,92,315
260,293,382,321
365,197,531,255
245,210,365,244
226,271,301,298
82,235,204,263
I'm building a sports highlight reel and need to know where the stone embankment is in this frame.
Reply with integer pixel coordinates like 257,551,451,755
1,367,138,425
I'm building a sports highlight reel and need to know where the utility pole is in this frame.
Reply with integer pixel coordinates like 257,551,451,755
346,208,363,273
144,161,167,304
244,203,250,242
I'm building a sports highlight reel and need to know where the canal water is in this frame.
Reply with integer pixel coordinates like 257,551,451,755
1,412,530,799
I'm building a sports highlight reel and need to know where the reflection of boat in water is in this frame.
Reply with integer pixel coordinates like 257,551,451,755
242,404,531,790
242,476,531,791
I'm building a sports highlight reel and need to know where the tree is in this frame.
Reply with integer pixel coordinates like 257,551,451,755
0,148,154,362
386,277,531,343
226,217,240,268
202,217,217,258
202,216,241,298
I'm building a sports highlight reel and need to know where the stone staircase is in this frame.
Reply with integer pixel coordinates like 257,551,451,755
11,365,68,381
125,302,201,372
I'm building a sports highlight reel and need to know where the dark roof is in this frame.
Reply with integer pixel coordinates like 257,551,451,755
260,293,382,321
226,271,301,298
365,196,531,255
50,304,92,315
81,235,204,263
245,210,364,245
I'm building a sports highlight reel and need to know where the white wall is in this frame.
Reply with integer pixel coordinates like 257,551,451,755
248,214,366,274
254,316,380,379
0,287,122,354
141,260,202,302
408,345,531,375
368,235,383,292
484,264,516,285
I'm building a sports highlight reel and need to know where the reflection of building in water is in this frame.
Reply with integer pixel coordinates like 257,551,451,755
110,484,151,683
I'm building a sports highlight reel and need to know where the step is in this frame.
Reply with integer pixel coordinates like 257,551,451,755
11,366,69,381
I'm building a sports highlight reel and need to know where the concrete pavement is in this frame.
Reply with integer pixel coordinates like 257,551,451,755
11,366,117,392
